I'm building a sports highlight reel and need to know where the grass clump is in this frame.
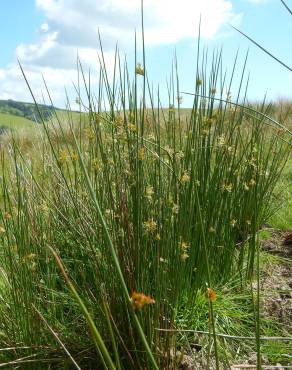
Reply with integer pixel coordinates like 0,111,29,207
0,38,291,369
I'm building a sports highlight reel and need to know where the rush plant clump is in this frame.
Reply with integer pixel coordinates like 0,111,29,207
0,18,291,370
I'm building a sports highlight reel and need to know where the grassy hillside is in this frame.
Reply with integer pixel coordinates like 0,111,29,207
0,103,81,136
0,99,59,123
0,112,37,130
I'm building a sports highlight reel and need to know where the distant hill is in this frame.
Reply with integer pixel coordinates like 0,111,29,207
0,99,59,123
0,112,36,132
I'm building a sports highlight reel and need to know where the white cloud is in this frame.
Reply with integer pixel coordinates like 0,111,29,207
15,31,102,70
40,22,50,32
0,0,241,106
0,64,77,104
35,0,240,48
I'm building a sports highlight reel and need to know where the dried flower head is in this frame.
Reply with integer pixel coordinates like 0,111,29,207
22,253,36,262
143,219,157,233
135,63,144,76
92,158,100,171
181,171,190,184
131,291,155,310
138,148,145,160
179,241,190,252
249,178,256,187
176,150,184,159
127,123,137,132
230,219,237,228
86,128,95,140
196,78,203,87
221,183,233,193
114,116,123,127
206,288,217,302
172,204,179,214
217,135,226,147
164,145,174,156
201,129,210,136
94,114,101,125
155,233,161,241
145,186,154,200
3,212,11,220
58,149,69,164
180,252,189,261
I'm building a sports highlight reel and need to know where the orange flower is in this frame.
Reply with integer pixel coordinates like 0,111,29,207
206,288,217,302
131,291,155,310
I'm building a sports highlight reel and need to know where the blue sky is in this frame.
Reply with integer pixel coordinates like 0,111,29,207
0,0,291,107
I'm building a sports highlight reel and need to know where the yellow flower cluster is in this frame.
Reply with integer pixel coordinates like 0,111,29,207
3,212,11,220
58,149,69,163
135,63,144,76
179,241,190,261
230,219,237,228
138,148,145,160
143,219,157,233
145,186,154,200
181,171,190,184
249,178,256,187
86,128,95,140
221,183,233,193
127,123,137,132
217,135,226,147
114,116,123,128
92,158,100,171
71,152,78,162
196,78,203,86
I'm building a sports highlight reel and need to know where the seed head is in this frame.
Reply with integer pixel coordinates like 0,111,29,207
230,219,237,228
145,186,154,200
143,219,157,233
196,78,203,87
181,171,190,184
181,252,189,261
221,183,233,193
131,291,155,310
206,288,217,302
138,148,145,160
135,63,144,76
58,149,68,163
249,178,256,187
127,123,137,132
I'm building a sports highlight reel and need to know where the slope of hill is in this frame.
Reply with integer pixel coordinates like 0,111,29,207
0,112,36,132
0,99,58,123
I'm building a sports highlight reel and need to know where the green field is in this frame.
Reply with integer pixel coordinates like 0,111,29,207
0,112,36,130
